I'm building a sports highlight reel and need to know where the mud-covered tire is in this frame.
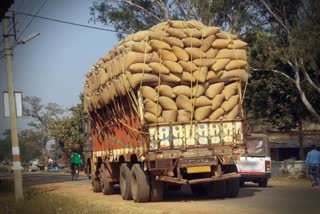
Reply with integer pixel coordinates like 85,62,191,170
226,178,240,198
102,176,114,195
120,163,132,200
207,180,226,198
258,179,268,187
93,179,102,192
150,175,164,202
130,164,150,203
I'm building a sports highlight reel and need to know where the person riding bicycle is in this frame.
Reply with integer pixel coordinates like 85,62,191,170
70,150,82,174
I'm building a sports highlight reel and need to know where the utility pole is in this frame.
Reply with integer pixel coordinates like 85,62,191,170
2,17,24,201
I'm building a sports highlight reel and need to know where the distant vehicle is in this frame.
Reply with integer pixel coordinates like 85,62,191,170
237,134,271,187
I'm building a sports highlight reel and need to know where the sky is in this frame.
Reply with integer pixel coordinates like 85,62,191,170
0,0,118,134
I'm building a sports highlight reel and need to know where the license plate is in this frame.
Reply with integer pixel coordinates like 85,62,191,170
187,166,211,174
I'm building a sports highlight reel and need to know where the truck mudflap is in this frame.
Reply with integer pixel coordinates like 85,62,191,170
156,172,240,185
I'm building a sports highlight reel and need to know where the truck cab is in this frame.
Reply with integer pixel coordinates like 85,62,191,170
237,134,271,187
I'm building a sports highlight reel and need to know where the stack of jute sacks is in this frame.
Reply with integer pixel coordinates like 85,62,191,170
83,20,248,124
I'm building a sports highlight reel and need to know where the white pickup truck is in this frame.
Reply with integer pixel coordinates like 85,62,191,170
237,134,271,187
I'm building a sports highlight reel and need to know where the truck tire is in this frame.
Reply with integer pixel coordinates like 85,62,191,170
130,164,150,202
120,163,133,200
207,180,226,198
150,175,164,202
102,176,114,195
93,179,102,192
226,178,240,197
258,178,268,187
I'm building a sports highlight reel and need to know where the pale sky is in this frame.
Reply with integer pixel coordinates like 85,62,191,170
0,0,118,134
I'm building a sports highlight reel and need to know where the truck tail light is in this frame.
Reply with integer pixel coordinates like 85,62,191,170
265,160,271,172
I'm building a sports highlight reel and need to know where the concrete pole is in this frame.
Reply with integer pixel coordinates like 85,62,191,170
2,18,24,201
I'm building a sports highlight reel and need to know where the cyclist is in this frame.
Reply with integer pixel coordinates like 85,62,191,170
70,150,82,176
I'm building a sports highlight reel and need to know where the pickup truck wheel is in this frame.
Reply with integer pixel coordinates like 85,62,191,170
258,179,268,187
130,164,150,202
226,178,240,198
120,163,132,200
207,181,226,198
150,175,164,202
102,176,114,195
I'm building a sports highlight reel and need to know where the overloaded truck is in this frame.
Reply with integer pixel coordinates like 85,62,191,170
82,20,248,202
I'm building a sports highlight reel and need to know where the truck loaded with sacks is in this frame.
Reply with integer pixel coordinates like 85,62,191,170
83,20,248,202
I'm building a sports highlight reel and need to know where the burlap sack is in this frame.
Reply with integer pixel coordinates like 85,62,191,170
215,49,247,61
177,109,191,122
209,107,225,120
211,94,225,111
128,63,153,73
144,112,158,123
225,60,247,70
99,69,108,85
227,39,248,49
149,39,171,51
206,48,219,58
163,60,183,73
211,39,232,49
179,61,199,72
193,96,212,107
220,69,248,82
221,95,239,112
131,42,153,53
160,73,181,83
193,58,215,67
168,20,188,28
181,72,196,83
186,48,206,59
193,67,208,83
141,86,159,102
205,82,225,99
202,35,216,52
173,85,192,97
216,31,238,39
211,59,231,72
101,86,111,105
155,85,176,98
144,99,162,116
128,73,159,88
166,27,187,39
148,31,170,40
172,46,190,61
184,28,202,38
114,77,128,96
201,26,220,38
206,71,217,81
187,20,205,29
192,83,207,97
182,37,202,47
158,96,178,110
162,110,178,122
194,106,212,120
221,82,238,100
176,95,192,111
133,30,149,41
125,51,161,67
158,49,178,61
225,104,239,120
149,62,170,74
163,37,184,48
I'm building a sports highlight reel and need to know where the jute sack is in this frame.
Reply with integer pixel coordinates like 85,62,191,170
99,69,108,85
158,96,178,110
160,73,181,83
186,47,206,59
201,26,220,38
125,51,161,67
166,27,187,39
211,94,225,111
132,30,149,41
141,86,159,102
206,71,217,81
227,40,248,49
144,112,158,123
225,104,239,120
192,83,208,97
193,58,215,67
147,31,170,40
128,73,159,88
221,82,238,100
131,42,153,53
184,28,202,38
172,46,190,61
182,37,202,47
149,39,171,51
225,60,247,70
168,20,188,28
176,95,193,111
211,39,232,49
206,48,219,58
149,62,170,74
220,69,248,82
216,31,238,39
128,63,153,73
163,37,184,48
201,35,215,52
179,61,199,72
194,106,212,120
158,49,178,61
221,95,239,112
211,59,231,72
193,67,208,83
173,85,192,97
177,109,191,122
155,85,176,98
193,96,212,107
205,82,225,99
209,107,225,120
113,77,128,96
181,72,196,83
215,49,247,61
163,60,183,73
162,110,178,122
101,85,111,105
187,20,205,29
144,99,162,116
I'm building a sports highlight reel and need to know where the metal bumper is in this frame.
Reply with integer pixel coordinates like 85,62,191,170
240,173,271,181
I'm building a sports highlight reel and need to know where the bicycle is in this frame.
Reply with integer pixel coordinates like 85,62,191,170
71,164,80,181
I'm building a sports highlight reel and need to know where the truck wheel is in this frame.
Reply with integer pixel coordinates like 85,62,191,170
130,164,150,202
150,175,164,202
258,179,268,187
226,178,240,198
207,180,226,198
120,163,132,200
93,179,102,192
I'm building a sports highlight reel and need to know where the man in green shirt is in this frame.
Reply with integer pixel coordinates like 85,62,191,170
70,150,82,173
